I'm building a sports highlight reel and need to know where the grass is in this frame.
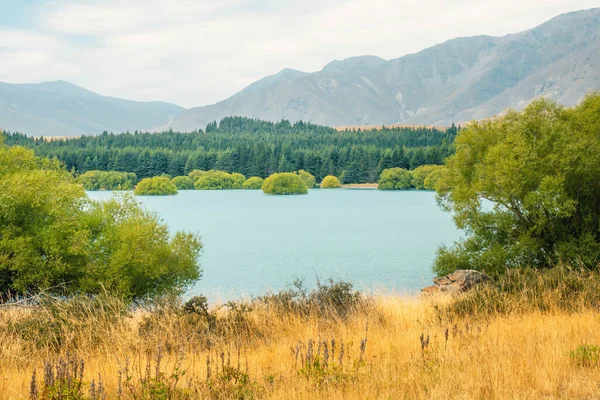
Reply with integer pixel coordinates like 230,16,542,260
2,271,600,399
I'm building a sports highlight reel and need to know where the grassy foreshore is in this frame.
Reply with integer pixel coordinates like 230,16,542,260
2,269,600,399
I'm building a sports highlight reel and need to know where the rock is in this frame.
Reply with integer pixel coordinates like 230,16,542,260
421,270,491,296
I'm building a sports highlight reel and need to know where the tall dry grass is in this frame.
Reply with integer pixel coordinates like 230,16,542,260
1,270,600,399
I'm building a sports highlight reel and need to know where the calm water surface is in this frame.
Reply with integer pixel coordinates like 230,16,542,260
87,190,461,300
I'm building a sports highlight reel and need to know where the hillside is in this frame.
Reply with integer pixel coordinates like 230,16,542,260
0,80,185,137
161,8,600,131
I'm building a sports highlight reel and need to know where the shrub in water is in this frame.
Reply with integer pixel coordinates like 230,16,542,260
242,176,264,190
194,170,245,190
171,175,194,190
298,170,317,188
378,168,412,190
134,176,178,196
320,175,342,189
262,173,308,195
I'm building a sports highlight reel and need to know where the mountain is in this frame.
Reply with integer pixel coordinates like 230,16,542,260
0,80,185,137
161,8,600,131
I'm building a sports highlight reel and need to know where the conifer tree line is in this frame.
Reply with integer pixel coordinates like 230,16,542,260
4,117,458,183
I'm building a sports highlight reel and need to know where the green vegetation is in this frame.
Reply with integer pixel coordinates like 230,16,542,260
298,169,317,188
435,94,600,276
320,175,342,189
377,165,446,191
0,136,202,298
242,176,264,190
76,170,137,190
410,165,441,190
262,172,308,195
188,169,206,182
4,117,457,184
134,176,178,196
194,170,245,190
378,168,412,190
171,175,194,189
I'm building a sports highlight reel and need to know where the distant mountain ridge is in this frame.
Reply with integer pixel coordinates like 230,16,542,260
160,8,600,131
0,80,185,137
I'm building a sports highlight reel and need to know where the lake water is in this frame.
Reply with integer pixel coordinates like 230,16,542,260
87,190,461,300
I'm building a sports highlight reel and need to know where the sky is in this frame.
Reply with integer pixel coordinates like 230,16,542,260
0,0,598,108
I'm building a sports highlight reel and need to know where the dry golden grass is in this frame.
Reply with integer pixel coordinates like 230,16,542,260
1,290,600,399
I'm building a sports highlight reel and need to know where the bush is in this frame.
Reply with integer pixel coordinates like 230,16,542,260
242,176,264,190
262,173,308,195
171,175,194,190
411,165,443,190
320,175,342,189
257,279,365,319
378,168,412,190
0,138,202,298
134,176,178,196
423,166,448,191
435,95,600,274
194,170,245,190
298,170,316,188
188,169,206,182
76,170,137,190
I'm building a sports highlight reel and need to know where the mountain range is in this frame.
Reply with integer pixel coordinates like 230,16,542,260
163,7,600,131
0,80,184,137
1,8,599,136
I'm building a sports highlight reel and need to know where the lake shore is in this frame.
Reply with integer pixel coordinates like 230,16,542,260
341,183,378,189
3,285,599,399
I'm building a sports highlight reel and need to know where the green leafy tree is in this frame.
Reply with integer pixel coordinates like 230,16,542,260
262,173,308,195
0,138,201,298
423,166,448,191
411,165,441,190
188,169,206,182
194,170,245,190
242,176,264,190
297,169,316,188
76,170,137,190
134,177,178,196
435,95,600,277
171,176,194,190
378,168,412,190
320,175,342,189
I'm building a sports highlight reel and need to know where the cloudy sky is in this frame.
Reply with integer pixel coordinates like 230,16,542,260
0,0,598,108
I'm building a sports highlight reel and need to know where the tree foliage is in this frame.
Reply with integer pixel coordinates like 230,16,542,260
0,137,202,298
378,168,413,190
134,176,178,196
320,175,342,189
76,170,137,190
4,117,456,184
194,170,245,190
297,170,316,188
242,176,264,190
171,175,194,190
262,173,308,195
435,95,600,276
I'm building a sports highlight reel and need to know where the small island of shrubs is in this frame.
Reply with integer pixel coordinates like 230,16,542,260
242,176,264,190
320,175,342,188
171,175,194,190
134,176,178,196
262,172,308,195
378,165,446,191
193,170,245,190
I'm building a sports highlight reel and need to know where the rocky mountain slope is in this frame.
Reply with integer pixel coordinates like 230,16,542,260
0,80,184,137
162,8,600,131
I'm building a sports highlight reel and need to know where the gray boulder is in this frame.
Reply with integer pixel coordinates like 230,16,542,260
421,270,492,296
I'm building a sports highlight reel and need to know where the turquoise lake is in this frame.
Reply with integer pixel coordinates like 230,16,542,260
87,190,461,300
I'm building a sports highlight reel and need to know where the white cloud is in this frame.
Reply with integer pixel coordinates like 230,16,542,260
0,0,598,107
